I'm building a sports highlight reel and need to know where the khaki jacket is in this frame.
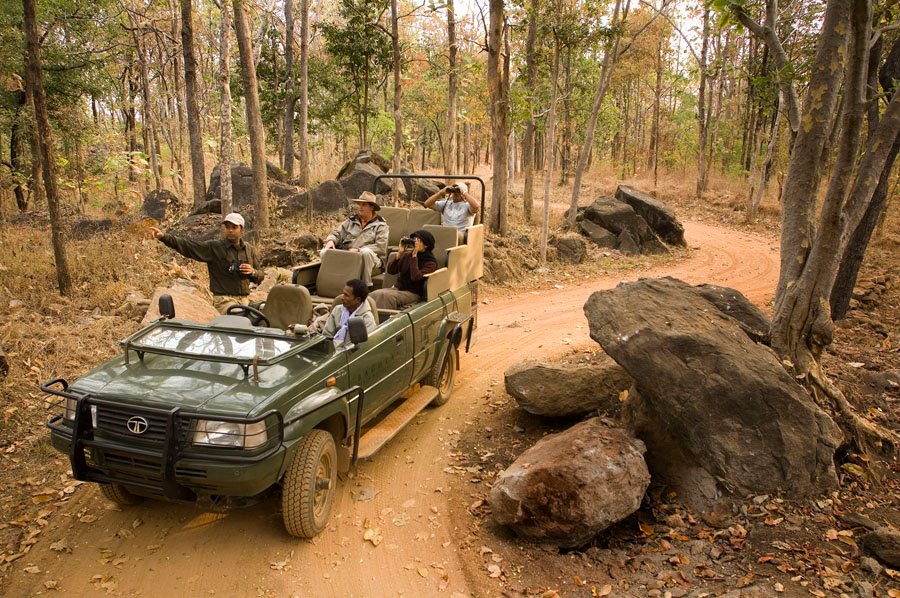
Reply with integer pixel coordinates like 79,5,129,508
325,215,388,261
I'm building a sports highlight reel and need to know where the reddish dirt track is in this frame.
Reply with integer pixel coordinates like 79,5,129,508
2,221,779,597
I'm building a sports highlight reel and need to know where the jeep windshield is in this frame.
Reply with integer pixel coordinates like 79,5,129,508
123,322,325,366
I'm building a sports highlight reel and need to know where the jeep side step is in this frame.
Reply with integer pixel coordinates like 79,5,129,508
355,385,438,460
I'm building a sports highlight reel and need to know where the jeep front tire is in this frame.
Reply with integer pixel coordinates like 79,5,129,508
99,483,144,506
282,429,337,538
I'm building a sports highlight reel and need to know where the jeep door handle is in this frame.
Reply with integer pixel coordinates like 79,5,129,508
395,335,404,344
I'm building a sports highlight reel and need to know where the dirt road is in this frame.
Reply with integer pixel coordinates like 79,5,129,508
4,222,779,597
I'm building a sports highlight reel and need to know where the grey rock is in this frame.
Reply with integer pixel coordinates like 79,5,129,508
337,149,392,177
400,169,441,204
640,233,670,255
282,180,349,217
617,230,641,256
554,235,588,264
141,189,181,221
861,527,900,567
189,199,222,216
584,197,652,243
860,556,883,576
693,283,771,344
490,418,650,547
206,163,255,207
583,277,840,510
504,357,632,418
579,219,618,248
616,185,686,246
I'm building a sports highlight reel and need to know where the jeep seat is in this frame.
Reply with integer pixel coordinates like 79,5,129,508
310,249,365,303
379,206,409,251
422,224,459,268
261,284,313,329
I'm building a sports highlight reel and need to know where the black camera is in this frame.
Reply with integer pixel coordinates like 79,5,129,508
399,236,413,247
227,261,246,275
447,185,460,193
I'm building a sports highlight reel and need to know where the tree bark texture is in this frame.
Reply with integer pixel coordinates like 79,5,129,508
23,0,72,295
298,0,310,191
391,0,402,202
520,0,538,222
233,0,269,229
695,8,710,198
283,0,296,178
219,0,234,215
487,0,508,234
182,0,207,206
540,37,560,264
445,0,457,175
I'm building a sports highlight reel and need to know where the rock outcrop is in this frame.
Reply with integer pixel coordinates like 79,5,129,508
583,277,840,509
505,357,632,418
490,418,650,548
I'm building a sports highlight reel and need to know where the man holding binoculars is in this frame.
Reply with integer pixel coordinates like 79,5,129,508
424,181,480,241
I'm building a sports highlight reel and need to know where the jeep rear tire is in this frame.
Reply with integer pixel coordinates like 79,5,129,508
426,345,457,407
282,429,337,538
98,483,144,506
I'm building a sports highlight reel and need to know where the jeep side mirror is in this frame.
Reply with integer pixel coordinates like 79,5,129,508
159,294,175,320
347,316,369,345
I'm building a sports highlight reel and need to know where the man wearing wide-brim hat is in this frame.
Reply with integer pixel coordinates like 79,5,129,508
150,212,263,312
322,191,388,287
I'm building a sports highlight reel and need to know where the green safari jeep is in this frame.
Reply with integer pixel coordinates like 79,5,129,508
43,182,484,538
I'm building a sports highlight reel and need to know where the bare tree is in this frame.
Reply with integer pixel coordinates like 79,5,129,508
520,0,538,222
219,0,234,215
182,0,207,206
540,34,561,264
391,0,402,201
23,0,72,295
298,0,310,191
487,0,509,234
283,0,296,178
233,0,270,229
445,0,458,174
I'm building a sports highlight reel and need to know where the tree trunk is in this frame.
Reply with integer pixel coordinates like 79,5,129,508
391,0,402,202
219,0,234,215
24,85,44,208
747,95,781,221
182,0,207,206
560,44,572,185
541,37,561,264
695,8,710,198
651,37,662,187
283,0,296,179
520,0,538,222
23,0,71,295
445,0,457,175
566,0,623,228
487,0,508,234
131,23,161,192
298,0,310,191
233,0,269,229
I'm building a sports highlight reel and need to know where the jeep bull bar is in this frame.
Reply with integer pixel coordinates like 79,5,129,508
41,378,284,501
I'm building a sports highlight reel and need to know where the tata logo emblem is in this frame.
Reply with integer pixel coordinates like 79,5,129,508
126,416,149,435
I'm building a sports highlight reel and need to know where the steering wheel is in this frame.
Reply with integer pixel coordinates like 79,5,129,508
226,304,270,328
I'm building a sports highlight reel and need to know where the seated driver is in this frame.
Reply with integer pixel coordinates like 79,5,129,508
369,230,438,310
322,279,377,347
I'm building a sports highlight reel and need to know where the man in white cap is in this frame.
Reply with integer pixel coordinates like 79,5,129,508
424,181,480,241
322,191,388,287
149,212,263,312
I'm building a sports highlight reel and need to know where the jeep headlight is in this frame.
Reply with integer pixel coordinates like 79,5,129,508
192,420,268,449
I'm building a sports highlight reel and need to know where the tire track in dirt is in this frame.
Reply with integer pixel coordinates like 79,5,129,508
2,221,779,598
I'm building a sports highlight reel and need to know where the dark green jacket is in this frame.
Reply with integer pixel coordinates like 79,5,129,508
160,235,263,296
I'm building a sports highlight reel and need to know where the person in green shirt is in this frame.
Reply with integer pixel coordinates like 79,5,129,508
149,212,263,313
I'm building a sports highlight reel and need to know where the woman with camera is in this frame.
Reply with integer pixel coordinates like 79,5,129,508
369,229,438,310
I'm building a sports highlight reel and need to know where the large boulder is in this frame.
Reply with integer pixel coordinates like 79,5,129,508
583,277,840,509
337,149,392,177
861,528,900,568
401,170,441,204
339,160,387,199
553,235,587,264
281,179,349,217
616,185,686,247
206,163,255,207
141,189,181,222
259,234,320,268
584,197,652,243
579,219,618,249
617,230,641,256
505,357,633,418
490,418,650,548
693,283,771,344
